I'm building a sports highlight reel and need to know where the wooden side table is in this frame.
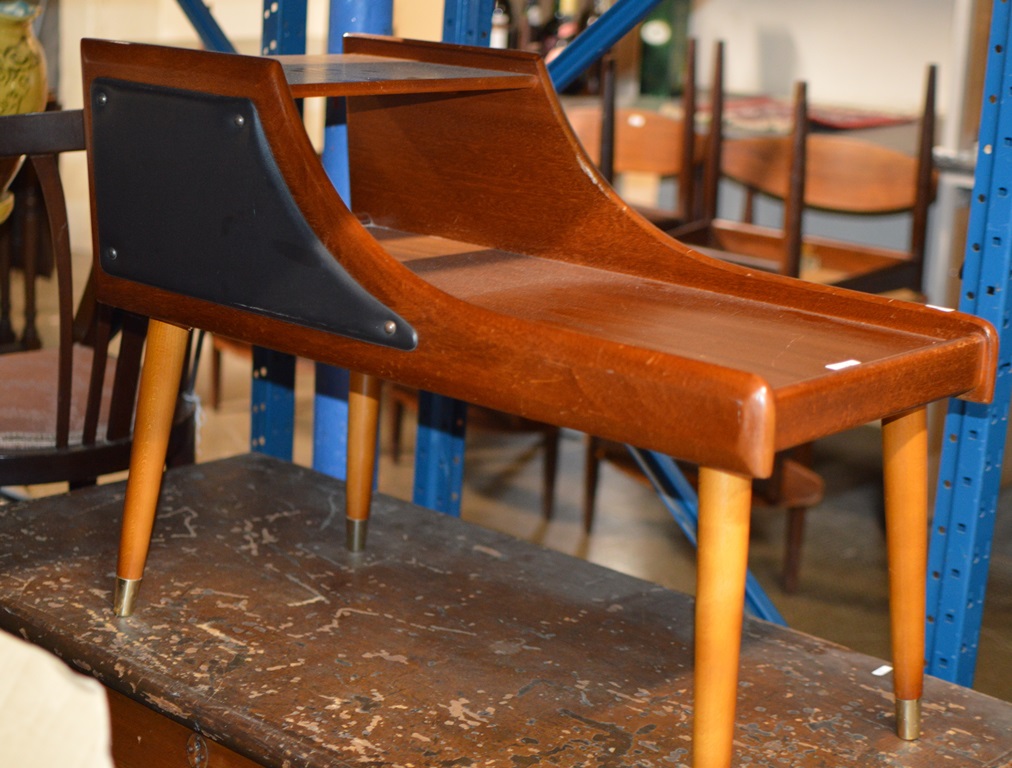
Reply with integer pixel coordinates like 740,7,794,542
79,36,997,768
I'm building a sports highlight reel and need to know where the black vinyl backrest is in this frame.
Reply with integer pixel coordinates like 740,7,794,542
88,78,416,352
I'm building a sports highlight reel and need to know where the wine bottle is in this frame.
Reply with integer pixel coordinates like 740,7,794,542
491,0,513,50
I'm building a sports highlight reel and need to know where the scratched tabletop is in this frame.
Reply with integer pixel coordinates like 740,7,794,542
0,454,1009,767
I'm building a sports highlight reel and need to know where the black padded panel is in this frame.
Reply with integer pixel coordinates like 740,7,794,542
90,78,416,351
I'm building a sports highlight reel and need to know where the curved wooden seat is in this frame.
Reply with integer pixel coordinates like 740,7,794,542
81,36,996,768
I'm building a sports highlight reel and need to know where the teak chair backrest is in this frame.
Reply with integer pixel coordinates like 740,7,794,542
565,38,724,228
718,66,937,293
568,105,702,178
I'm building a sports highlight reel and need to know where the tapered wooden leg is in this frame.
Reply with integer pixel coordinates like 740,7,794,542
694,467,752,768
346,371,381,551
114,320,189,616
882,407,928,740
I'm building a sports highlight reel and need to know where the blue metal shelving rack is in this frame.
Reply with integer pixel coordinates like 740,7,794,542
925,0,1012,687
311,3,395,482
407,0,496,519
175,0,235,53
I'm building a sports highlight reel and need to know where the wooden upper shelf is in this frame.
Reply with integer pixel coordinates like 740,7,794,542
276,54,537,98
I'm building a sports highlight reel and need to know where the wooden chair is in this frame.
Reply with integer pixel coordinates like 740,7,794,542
565,39,722,230
1,96,63,355
81,37,996,768
676,66,937,295
0,109,196,493
1,150,49,353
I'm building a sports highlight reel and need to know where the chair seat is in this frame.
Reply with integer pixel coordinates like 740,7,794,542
0,344,116,450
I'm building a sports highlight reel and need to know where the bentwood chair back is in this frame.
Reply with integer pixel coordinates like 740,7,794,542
0,110,196,491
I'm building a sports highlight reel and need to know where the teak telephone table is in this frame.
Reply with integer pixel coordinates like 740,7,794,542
81,36,997,768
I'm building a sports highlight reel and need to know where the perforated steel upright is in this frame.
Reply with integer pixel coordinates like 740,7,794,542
926,0,1012,687
312,2,395,482
244,2,308,461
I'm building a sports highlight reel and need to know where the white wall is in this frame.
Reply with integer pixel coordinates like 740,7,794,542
690,0,956,114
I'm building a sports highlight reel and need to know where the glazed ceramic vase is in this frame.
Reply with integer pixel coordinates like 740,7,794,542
0,0,47,224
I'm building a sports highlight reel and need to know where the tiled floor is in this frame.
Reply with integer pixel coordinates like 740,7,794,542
196,343,1012,704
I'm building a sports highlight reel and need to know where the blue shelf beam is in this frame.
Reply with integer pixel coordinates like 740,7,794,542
548,0,662,92
176,0,236,53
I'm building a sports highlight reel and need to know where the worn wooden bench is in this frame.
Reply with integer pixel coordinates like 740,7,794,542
79,36,996,767
2,455,1011,767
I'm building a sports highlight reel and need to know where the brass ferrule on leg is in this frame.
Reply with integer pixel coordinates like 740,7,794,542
895,698,921,740
346,518,368,552
113,577,142,617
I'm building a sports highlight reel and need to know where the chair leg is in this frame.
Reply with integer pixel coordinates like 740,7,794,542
210,340,222,409
114,319,190,617
694,467,752,768
882,406,928,740
782,505,806,594
346,371,381,551
0,221,13,346
541,426,560,521
19,179,41,351
389,394,405,462
582,434,600,533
